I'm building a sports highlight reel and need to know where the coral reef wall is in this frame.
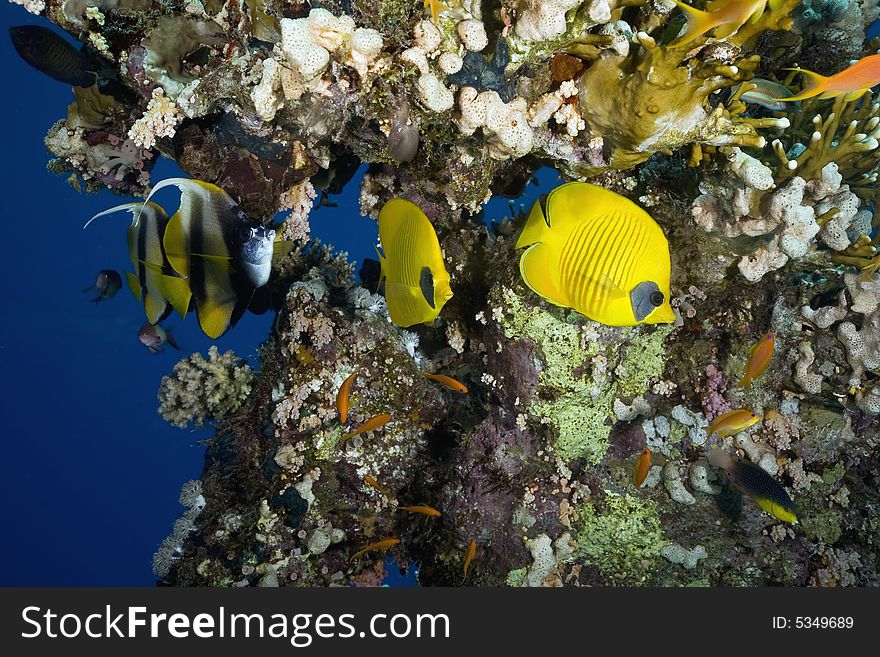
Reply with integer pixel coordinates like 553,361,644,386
20,0,880,585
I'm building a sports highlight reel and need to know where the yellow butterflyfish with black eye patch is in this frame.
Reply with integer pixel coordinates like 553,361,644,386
670,0,769,47
377,198,453,328
515,182,675,327
84,201,190,325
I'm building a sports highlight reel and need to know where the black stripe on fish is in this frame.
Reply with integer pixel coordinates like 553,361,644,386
420,266,435,309
9,26,96,87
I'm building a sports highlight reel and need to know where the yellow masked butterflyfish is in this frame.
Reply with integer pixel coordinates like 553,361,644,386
377,198,453,328
515,182,675,327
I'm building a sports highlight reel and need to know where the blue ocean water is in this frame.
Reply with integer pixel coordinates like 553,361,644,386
0,1,558,586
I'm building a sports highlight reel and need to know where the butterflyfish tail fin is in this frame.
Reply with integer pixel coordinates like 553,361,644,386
671,1,718,46
126,272,142,302
157,274,192,320
778,68,829,102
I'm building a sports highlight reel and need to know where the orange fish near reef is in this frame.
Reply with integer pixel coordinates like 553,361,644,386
398,505,442,517
363,475,389,495
423,372,468,393
671,0,768,47
349,538,401,561
780,55,880,102
707,408,761,437
634,448,651,487
463,539,477,582
737,332,774,389
343,413,393,440
336,370,359,423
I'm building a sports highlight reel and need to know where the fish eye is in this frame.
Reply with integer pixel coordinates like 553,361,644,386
649,291,665,307
239,226,254,240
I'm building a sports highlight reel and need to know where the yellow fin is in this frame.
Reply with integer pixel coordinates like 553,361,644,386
755,497,798,524
671,0,718,46
144,291,168,325
515,198,550,250
197,298,235,339
192,253,233,271
779,68,830,102
126,271,142,302
158,275,192,320
272,238,294,265
519,243,568,307
163,211,189,278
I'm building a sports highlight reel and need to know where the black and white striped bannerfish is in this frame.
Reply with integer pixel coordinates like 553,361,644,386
84,201,190,325
143,178,287,339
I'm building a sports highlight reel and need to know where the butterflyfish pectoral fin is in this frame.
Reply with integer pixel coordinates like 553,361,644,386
157,274,192,320
126,271,142,302
272,238,294,265
420,266,435,309
191,253,234,271
519,243,568,308
163,210,189,278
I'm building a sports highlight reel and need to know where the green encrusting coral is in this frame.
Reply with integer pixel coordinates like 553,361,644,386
575,492,666,583
501,287,672,463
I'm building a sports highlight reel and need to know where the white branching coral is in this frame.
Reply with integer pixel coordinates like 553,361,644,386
128,87,182,149
158,346,255,428
11,0,45,15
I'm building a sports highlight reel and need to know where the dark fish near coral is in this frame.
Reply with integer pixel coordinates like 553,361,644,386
85,201,186,325
388,100,419,163
144,178,287,339
707,449,797,523
84,269,122,302
138,323,179,354
9,25,96,87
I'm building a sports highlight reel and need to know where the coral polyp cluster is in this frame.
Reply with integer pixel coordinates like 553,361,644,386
14,0,880,586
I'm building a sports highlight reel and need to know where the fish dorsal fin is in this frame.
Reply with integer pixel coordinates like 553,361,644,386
515,196,551,250
163,211,189,278
84,201,166,230
420,266,435,309
126,271,142,302
544,182,617,234
157,274,192,320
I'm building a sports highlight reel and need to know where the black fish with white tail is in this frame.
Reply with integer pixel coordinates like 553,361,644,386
84,270,122,302
9,25,96,87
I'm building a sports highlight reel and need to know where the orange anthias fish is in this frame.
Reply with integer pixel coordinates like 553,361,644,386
423,372,468,393
342,413,393,440
634,448,651,487
671,0,768,47
737,332,774,388
336,370,359,424
778,55,880,102
463,538,477,582
707,408,761,437
398,505,442,517
363,475,390,495
349,538,401,561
